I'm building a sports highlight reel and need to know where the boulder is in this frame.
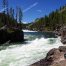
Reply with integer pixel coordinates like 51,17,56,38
59,46,66,52
50,60,66,66
30,59,52,66
30,46,66,66
45,48,61,61
0,25,24,44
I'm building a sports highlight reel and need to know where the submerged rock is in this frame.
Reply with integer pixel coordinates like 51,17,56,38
30,46,66,66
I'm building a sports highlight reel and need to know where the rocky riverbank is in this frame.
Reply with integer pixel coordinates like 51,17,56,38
30,46,66,66
30,26,66,66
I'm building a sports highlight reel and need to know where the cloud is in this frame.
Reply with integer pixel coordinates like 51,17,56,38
23,2,38,13
23,21,28,24
37,10,42,13
0,8,6,13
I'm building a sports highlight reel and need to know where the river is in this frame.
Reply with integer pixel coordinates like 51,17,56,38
0,30,63,66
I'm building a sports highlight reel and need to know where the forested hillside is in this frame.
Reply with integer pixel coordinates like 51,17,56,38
28,5,66,31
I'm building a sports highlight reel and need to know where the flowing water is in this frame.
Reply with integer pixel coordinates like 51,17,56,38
0,30,63,66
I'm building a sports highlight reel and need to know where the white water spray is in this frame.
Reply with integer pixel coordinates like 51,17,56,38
0,36,63,66
23,30,37,32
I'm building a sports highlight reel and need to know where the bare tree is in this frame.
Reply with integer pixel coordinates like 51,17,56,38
9,7,14,19
19,8,23,24
15,6,23,29
18,7,23,30
2,0,8,14
16,7,19,22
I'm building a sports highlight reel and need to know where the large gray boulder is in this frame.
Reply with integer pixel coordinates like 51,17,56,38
30,46,66,66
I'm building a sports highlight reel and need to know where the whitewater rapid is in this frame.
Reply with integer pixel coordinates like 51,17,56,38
0,36,63,66
23,30,37,32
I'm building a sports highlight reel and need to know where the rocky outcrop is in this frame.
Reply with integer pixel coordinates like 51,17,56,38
50,60,66,66
54,26,66,44
30,46,66,66
61,26,66,44
0,26,24,44
10,30,24,43
0,29,9,44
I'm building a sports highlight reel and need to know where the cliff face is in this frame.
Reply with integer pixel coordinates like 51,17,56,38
30,46,66,66
61,26,66,44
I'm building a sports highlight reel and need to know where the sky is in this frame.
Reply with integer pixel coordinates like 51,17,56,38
0,0,66,23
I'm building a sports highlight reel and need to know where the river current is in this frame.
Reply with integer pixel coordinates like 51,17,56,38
0,30,63,66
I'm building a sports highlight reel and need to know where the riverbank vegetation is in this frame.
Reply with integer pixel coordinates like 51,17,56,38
0,0,23,31
0,0,24,44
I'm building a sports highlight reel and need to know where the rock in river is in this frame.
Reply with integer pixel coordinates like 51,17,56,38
30,46,66,66
0,26,24,44
0,29,9,44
